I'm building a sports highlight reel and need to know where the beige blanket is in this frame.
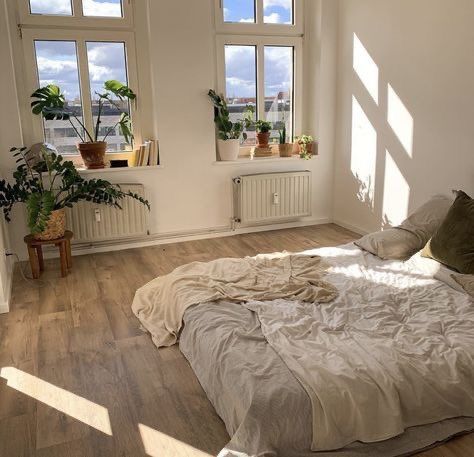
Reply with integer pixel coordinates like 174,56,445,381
132,253,337,347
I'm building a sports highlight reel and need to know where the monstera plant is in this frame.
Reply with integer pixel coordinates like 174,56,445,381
0,146,149,240
31,80,136,169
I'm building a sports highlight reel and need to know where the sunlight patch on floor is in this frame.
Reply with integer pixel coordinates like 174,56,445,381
139,423,212,457
0,366,112,436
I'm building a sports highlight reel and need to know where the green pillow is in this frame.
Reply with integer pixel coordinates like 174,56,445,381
421,191,474,274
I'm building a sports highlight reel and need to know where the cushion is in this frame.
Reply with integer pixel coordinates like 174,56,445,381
355,194,453,260
355,228,421,260
421,191,474,274
452,274,474,298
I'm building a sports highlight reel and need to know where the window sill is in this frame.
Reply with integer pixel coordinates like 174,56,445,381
77,165,164,175
212,155,314,166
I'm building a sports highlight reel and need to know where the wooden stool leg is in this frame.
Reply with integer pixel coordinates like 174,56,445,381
27,245,40,279
59,242,68,278
66,239,72,269
36,245,45,272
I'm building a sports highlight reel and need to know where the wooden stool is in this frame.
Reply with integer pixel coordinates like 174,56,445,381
24,231,73,279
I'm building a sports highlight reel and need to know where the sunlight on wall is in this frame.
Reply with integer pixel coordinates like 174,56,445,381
353,34,379,104
138,423,212,457
387,84,414,157
0,366,112,436
382,150,410,226
350,96,377,208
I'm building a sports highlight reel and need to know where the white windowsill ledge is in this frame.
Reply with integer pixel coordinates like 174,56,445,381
212,156,314,166
77,165,164,175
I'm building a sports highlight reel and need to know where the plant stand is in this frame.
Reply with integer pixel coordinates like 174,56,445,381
24,231,73,278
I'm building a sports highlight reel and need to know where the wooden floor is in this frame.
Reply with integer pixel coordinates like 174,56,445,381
0,224,472,457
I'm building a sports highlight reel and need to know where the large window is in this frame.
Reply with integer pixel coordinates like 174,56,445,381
215,1,302,156
20,0,139,155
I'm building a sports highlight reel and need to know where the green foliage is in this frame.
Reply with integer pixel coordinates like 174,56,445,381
208,89,252,141
278,125,287,144
31,80,136,145
254,120,272,133
0,146,150,234
295,135,314,160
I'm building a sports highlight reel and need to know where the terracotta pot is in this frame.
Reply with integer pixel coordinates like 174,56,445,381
278,143,294,157
33,209,66,241
77,141,107,169
256,132,271,148
217,139,240,161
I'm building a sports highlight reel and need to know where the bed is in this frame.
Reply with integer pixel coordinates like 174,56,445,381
176,243,474,457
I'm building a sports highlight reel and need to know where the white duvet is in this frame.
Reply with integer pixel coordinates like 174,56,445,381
241,245,474,451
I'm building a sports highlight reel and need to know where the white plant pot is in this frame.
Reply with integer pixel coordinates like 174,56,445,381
217,139,240,161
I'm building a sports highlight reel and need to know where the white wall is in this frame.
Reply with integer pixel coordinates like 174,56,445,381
1,0,339,260
334,0,474,234
0,0,19,311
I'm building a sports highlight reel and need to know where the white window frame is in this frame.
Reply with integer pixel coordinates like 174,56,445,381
21,28,142,154
216,35,303,154
215,0,303,36
19,0,133,29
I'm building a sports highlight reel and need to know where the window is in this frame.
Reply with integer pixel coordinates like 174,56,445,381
215,1,302,156
216,0,301,34
20,0,140,156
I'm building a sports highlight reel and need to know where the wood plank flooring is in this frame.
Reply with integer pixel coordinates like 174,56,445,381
0,224,472,456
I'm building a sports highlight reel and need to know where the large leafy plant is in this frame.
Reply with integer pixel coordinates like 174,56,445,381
31,80,136,144
208,90,253,141
0,146,150,235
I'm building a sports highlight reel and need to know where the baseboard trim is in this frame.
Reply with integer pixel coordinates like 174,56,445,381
332,219,368,236
41,217,332,258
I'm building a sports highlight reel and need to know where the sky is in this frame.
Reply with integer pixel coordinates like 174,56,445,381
35,40,128,103
29,0,122,17
223,0,292,24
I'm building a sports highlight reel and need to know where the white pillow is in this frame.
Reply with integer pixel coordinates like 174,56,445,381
355,194,453,260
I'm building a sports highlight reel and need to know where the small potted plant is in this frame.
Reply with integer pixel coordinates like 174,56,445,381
208,90,252,161
295,134,315,159
31,80,136,169
254,120,273,148
278,125,293,157
0,146,149,241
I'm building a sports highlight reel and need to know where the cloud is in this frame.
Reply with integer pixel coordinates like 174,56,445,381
29,0,71,14
83,0,122,17
264,0,292,9
239,18,254,23
264,13,281,23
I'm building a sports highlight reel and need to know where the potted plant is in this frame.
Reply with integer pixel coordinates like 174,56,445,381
295,135,315,160
31,80,136,169
0,146,149,241
208,90,252,161
254,120,273,148
278,125,293,157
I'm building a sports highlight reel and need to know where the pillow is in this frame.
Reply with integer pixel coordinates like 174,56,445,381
355,194,453,260
421,191,474,274
406,251,466,293
452,274,474,298
355,228,421,260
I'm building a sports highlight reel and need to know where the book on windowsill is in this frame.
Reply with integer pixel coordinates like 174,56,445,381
251,146,273,158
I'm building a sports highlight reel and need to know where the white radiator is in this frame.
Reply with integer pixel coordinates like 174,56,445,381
233,171,312,225
66,183,148,243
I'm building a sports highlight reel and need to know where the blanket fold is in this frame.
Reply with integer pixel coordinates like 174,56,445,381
132,253,337,347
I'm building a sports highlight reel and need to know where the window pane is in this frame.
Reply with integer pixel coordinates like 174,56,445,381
225,45,257,146
34,41,84,154
83,0,123,17
29,0,72,15
263,0,293,24
223,0,255,23
264,46,294,142
86,42,131,152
